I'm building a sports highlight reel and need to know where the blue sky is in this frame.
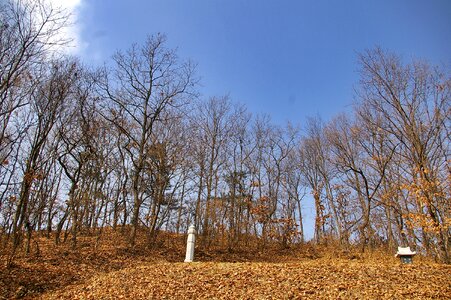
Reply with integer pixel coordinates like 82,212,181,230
70,0,451,125
59,0,451,239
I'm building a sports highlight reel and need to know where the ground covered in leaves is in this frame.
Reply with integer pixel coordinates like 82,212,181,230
1,230,450,299
39,260,450,299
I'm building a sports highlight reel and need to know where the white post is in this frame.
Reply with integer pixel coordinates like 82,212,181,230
184,225,196,262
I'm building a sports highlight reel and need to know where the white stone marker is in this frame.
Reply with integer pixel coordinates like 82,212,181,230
184,225,196,262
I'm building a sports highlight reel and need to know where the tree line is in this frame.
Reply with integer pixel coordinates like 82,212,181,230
1,0,449,264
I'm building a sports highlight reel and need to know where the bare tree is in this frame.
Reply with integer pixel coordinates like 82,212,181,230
99,34,197,247
0,0,69,157
357,48,450,262
326,113,395,251
9,58,77,264
298,118,329,244
56,64,103,248
222,103,252,249
189,96,235,245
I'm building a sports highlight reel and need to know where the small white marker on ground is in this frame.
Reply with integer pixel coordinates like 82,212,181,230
184,225,196,262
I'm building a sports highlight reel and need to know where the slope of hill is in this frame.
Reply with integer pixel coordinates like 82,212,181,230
40,260,450,299
1,229,450,299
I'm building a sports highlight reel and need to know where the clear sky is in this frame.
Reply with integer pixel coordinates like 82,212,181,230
65,0,451,125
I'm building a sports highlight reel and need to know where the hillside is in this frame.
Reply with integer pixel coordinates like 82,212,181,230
1,230,450,299
39,260,450,299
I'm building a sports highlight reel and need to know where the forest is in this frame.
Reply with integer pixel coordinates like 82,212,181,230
1,0,450,274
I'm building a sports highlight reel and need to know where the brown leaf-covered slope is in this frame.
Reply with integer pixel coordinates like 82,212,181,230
40,260,450,300
2,230,450,299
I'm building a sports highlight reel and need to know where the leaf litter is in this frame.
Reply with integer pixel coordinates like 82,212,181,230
38,259,450,299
